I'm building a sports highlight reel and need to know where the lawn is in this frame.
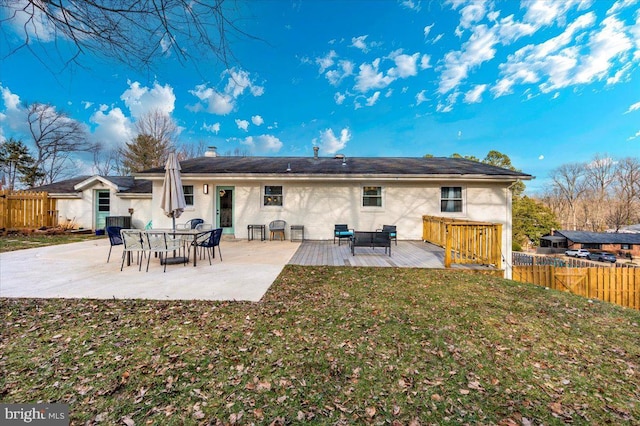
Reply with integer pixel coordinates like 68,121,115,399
0,232,102,253
1,266,639,425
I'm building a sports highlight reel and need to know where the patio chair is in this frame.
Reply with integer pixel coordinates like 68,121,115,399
334,224,353,246
176,218,204,230
120,229,146,271
376,225,397,245
144,231,185,272
196,228,223,265
106,226,123,263
269,220,286,240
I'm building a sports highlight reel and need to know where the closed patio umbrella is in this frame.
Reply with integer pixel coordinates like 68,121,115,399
160,152,186,230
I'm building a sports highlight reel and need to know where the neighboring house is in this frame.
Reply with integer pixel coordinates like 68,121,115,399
541,229,640,258
33,176,152,230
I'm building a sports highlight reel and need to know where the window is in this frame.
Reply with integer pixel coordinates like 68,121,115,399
621,244,632,250
264,186,283,206
441,187,463,212
183,185,194,206
362,186,382,207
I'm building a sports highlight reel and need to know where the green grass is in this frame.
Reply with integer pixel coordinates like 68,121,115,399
1,266,639,425
0,232,102,253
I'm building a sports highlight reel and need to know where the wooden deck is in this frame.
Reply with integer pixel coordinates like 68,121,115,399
288,240,446,268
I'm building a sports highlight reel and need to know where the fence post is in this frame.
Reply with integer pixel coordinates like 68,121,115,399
444,223,452,268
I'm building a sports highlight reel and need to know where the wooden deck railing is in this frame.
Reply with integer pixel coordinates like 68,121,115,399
0,190,58,229
422,215,502,269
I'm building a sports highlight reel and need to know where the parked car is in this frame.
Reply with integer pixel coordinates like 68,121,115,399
588,252,617,263
565,248,590,258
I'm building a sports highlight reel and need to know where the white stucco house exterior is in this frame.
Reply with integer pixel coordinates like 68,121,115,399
35,150,532,276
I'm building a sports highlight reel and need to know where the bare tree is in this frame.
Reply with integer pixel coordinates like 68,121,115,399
549,163,587,230
118,110,179,173
1,0,254,71
177,140,208,161
136,110,178,148
609,157,640,229
26,102,93,185
91,143,120,176
582,154,615,231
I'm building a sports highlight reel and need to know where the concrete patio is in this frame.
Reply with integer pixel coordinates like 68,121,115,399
0,238,446,301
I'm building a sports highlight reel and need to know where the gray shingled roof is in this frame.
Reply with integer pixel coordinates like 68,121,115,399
32,176,151,194
555,230,640,244
136,156,532,178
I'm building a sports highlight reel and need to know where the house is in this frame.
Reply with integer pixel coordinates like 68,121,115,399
35,149,531,277
33,175,152,230
541,229,640,259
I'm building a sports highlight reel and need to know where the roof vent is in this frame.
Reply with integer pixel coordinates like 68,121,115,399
204,146,218,157
313,146,319,159
334,154,345,159
286,163,292,172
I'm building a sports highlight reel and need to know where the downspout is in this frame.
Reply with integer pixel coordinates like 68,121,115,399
504,180,519,280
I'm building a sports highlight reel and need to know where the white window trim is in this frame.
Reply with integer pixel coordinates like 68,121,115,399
439,186,466,215
261,184,284,210
361,185,384,211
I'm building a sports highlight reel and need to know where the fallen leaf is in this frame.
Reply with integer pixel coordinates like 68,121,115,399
365,406,376,417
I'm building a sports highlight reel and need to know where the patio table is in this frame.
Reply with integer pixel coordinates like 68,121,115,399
145,228,209,267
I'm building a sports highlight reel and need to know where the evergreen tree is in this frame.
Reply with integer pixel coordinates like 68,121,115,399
119,134,172,174
0,138,37,189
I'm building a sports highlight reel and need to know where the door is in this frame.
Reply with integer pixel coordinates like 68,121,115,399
216,186,234,235
95,190,110,230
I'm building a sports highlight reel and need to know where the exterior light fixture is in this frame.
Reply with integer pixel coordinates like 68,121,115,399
203,184,209,194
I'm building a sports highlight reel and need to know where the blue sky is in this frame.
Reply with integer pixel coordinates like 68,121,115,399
1,0,639,194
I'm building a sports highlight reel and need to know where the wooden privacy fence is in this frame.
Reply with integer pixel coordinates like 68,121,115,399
513,264,640,310
422,215,502,269
0,190,58,229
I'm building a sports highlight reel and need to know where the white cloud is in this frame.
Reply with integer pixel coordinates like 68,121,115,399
625,101,640,113
316,128,351,154
251,115,264,126
351,35,369,52
523,0,592,27
366,91,381,106
316,50,337,73
120,81,176,119
235,119,249,131
574,16,632,84
493,12,598,96
240,134,283,153
432,34,444,44
420,54,432,70
389,53,420,78
539,155,545,160
202,122,221,134
457,1,488,31
0,86,26,141
628,129,640,140
438,24,499,94
607,0,639,16
188,68,263,116
354,58,395,92
415,90,428,105
90,106,134,148
325,60,354,86
424,23,434,38
401,0,421,11
464,84,487,103
334,92,346,105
